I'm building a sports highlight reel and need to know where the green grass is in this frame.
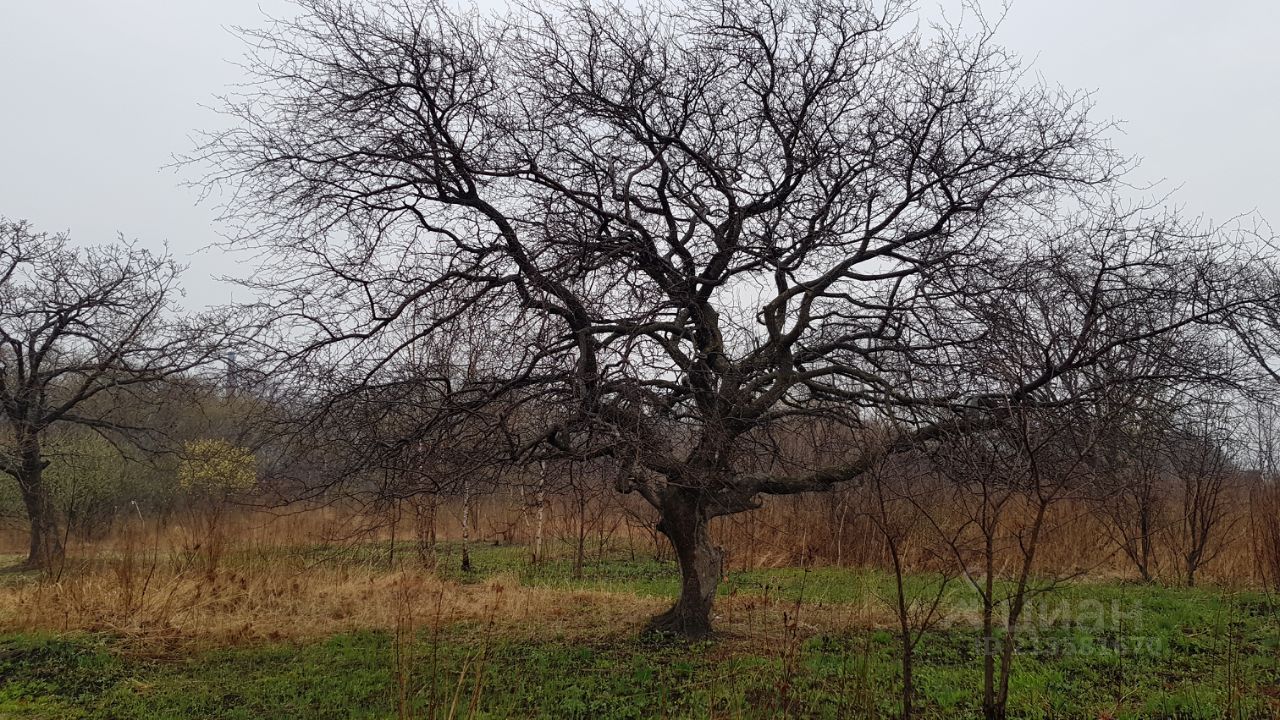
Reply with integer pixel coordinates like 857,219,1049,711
3,622,1277,719
5,543,1280,718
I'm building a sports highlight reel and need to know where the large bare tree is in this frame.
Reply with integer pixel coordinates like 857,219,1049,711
0,219,228,570
198,0,1269,636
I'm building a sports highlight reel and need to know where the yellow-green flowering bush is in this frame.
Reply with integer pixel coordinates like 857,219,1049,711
177,439,256,496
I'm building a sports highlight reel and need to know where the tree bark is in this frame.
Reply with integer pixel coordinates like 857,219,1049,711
460,482,472,572
646,492,723,639
16,442,62,571
573,490,587,580
532,463,546,565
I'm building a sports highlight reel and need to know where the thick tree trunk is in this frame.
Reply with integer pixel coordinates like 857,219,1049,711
647,493,723,639
17,451,63,571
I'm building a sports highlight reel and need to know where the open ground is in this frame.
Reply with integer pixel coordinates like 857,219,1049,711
3,507,1280,719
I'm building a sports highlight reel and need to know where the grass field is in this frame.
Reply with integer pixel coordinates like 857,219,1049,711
3,542,1280,718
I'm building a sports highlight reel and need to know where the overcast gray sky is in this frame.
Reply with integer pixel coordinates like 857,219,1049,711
2,1,1277,308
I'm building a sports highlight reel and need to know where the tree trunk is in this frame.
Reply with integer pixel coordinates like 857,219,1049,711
460,483,472,573
1136,501,1153,582
647,493,722,639
412,496,438,568
532,465,546,565
981,602,998,720
387,498,399,570
902,646,915,720
888,538,915,719
17,445,63,571
981,531,998,720
573,491,587,580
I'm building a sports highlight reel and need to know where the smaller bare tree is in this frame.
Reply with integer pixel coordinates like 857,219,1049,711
1245,396,1280,589
1169,405,1239,587
1092,398,1173,583
921,402,1106,720
865,450,954,720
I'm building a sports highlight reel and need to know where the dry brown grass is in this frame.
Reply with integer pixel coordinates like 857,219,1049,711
0,559,924,657
0,504,920,653
1,478,1274,654
0,503,645,645
0,565,664,647
3,483,1270,588
707,493,1269,587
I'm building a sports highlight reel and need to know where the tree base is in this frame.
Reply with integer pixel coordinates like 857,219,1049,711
4,557,48,574
644,604,713,640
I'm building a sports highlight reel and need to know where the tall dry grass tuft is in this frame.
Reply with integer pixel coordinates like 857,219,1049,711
1249,481,1280,590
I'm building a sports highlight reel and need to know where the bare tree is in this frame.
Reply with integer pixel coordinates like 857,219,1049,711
936,409,1099,720
1090,388,1177,583
1169,404,1239,587
196,0,1268,636
1244,396,1280,589
260,342,506,570
894,218,1239,718
542,459,626,577
0,219,227,570
865,450,953,720
1098,436,1166,582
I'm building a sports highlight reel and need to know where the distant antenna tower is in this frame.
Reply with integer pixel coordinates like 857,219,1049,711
225,351,238,397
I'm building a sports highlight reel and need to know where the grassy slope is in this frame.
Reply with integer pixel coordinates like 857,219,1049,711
3,543,1280,718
